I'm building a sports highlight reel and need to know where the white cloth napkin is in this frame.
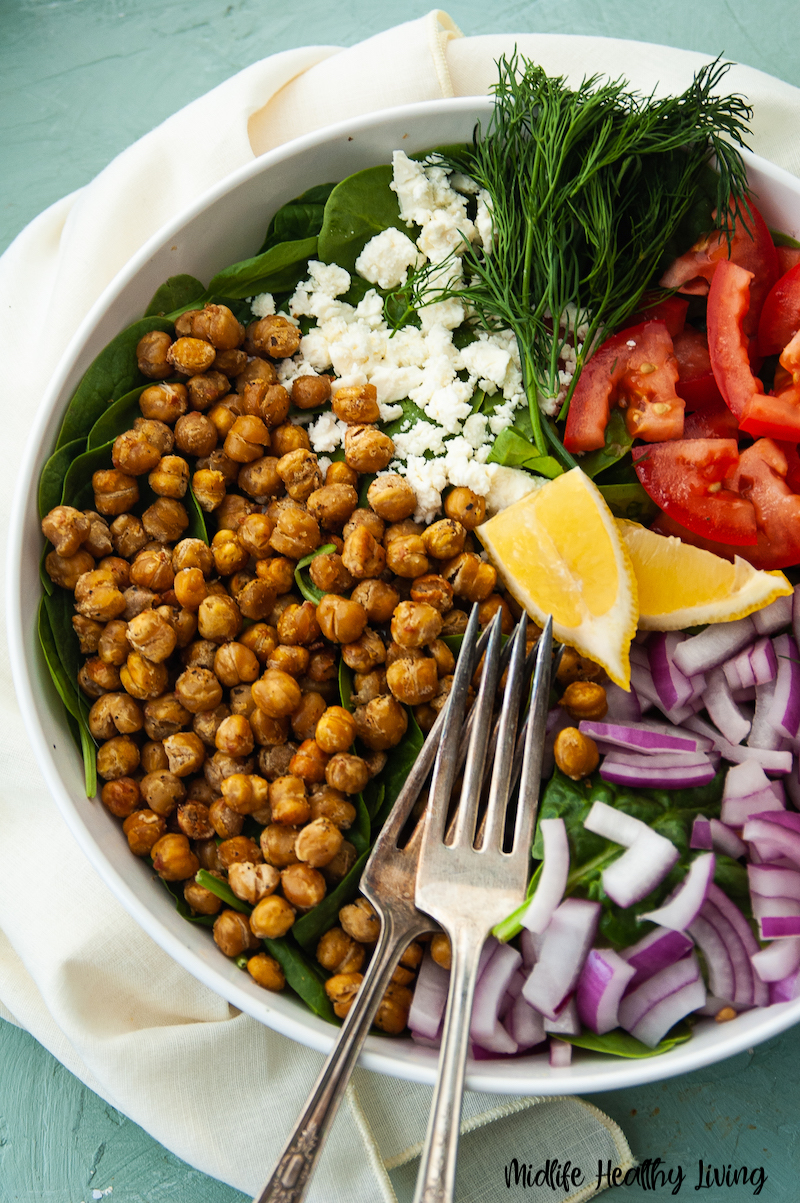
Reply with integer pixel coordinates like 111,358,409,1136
3,11,800,1199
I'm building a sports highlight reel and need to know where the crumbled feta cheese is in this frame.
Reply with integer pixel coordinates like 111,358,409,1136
307,412,348,454
250,292,275,318
355,228,422,290
484,465,545,516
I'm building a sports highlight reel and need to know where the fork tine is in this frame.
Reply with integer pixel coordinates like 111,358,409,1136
511,615,554,857
480,614,528,852
449,610,504,848
424,603,481,845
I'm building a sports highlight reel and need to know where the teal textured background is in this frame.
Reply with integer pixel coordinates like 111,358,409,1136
3,1,800,1199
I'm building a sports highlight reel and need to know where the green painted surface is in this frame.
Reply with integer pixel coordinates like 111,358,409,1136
4,1,800,1198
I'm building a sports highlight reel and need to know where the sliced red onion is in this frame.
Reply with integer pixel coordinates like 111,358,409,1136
770,969,800,1003
408,949,450,1040
744,817,800,868
618,952,705,1047
630,660,661,712
544,993,581,1036
603,681,642,723
549,1039,573,1067
522,898,600,1019
579,719,713,756
584,799,648,846
792,583,800,649
708,820,748,859
748,809,800,835
619,927,695,992
639,852,715,930
508,994,547,1049
600,755,717,790
520,928,544,971
520,817,569,934
687,913,735,1002
683,714,792,775
748,677,784,750
472,1020,519,1056
603,829,680,908
673,616,756,678
766,633,800,741
721,787,784,827
690,815,713,850
706,885,768,1006
748,863,800,900
761,916,800,938
471,941,522,1046
732,685,758,702
704,668,752,745
648,632,695,711
576,948,636,1034
753,593,793,636
751,896,800,933
723,637,777,691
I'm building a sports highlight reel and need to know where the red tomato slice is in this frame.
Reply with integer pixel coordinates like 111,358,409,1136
707,260,764,420
623,294,689,338
683,396,740,439
672,327,725,410
660,198,780,340
726,438,800,568
757,264,800,357
632,438,757,546
777,246,800,275
564,321,684,453
740,324,800,442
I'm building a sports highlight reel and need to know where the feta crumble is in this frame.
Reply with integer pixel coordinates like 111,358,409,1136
355,227,422,290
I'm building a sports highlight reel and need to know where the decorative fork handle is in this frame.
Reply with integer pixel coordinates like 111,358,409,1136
412,923,485,1203
253,909,430,1203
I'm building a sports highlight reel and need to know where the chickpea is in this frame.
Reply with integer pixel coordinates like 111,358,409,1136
250,894,296,939
187,370,232,413
561,681,608,721
308,553,354,596
265,645,307,679
180,303,245,350
385,535,429,580
101,777,141,818
41,505,90,557
255,384,290,429
195,839,224,872
88,692,143,740
204,749,254,793
194,595,239,645
107,517,145,563
140,770,186,816
135,329,173,379
438,608,468,638
267,775,309,826
251,668,300,719
276,601,319,648
312,596,364,647
409,575,453,615
171,567,204,612
192,468,227,511
92,468,139,517
167,336,216,376
321,839,357,886
176,801,215,841
440,553,497,603
554,727,600,780
255,557,295,596
175,666,224,714
363,473,414,521
341,526,386,580
258,743,296,783
339,896,380,944
556,647,605,685
313,706,354,756
147,455,189,500
260,823,300,868
330,382,379,424
247,315,301,359
444,487,486,529
141,740,170,772
316,928,364,975
96,734,140,780
81,511,113,559
141,694,187,745
141,497,188,543
390,601,443,649
343,509,384,543
289,739,329,784
119,651,168,700
213,910,260,958
72,615,104,654
307,484,358,531
428,639,455,677
309,787,356,830
208,797,245,840
325,462,358,488
386,657,438,707
237,456,282,505
325,972,362,1019
355,694,410,750
324,753,369,797
123,809,167,856
375,982,413,1034
240,623,278,665
212,714,253,759
228,861,280,905
269,506,320,560
78,657,121,697
351,668,389,706
161,731,205,777
276,449,322,502
123,609,175,664
341,628,386,674
478,594,514,635
218,835,263,869
219,773,266,816
95,620,128,666
344,424,394,473
431,933,452,970
289,693,326,742
247,953,286,992
307,649,338,684
281,863,327,911
183,880,223,917
73,569,126,622
223,414,270,464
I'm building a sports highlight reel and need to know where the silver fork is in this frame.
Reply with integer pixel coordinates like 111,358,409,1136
412,608,554,1203
251,621,493,1203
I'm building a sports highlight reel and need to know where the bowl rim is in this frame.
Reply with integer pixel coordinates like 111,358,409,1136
10,93,800,1096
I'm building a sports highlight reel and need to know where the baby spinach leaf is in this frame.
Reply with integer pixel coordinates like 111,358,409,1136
578,410,633,479
339,659,354,712
259,184,336,253
38,597,96,796
55,317,173,451
162,877,216,927
349,793,371,857
87,385,147,449
363,779,385,822
145,275,206,317
318,165,409,274
382,398,427,441
771,229,800,250
599,482,658,524
207,237,318,300
196,869,251,913
487,428,563,478
61,441,116,512
263,936,336,1021
372,710,425,834
39,438,85,517
292,850,369,952
563,1022,693,1059
294,543,337,604
184,486,209,542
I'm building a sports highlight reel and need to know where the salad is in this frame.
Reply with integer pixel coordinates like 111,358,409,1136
36,53,800,1061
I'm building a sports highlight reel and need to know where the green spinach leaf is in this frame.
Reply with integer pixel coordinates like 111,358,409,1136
162,877,216,927
259,184,336,253
263,937,336,1021
318,165,410,274
599,483,659,524
486,428,563,478
372,710,424,834
145,275,206,316
38,597,96,796
578,410,633,479
87,385,147,449
207,237,318,300
295,543,337,604
39,438,85,517
339,658,354,712
292,850,369,952
563,1022,693,1058
55,317,173,451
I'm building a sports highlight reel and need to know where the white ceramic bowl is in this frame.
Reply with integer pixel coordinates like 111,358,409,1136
10,96,800,1095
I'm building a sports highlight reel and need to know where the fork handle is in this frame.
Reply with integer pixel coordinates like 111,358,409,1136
253,911,429,1203
412,923,485,1203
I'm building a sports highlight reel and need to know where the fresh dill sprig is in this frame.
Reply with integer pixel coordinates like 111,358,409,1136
405,55,752,460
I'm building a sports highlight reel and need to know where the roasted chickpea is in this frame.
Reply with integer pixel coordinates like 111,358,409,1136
341,628,386,674
130,678,181,732
218,835,263,869
141,497,188,543
78,657,121,697
375,982,413,1034
218,773,265,817
41,505,90,557
440,553,497,603
247,315,301,359
249,892,295,939
423,518,467,560
162,731,205,777
254,557,294,597
428,638,455,677
561,681,608,721
95,620,129,666
410,575,454,615
341,526,386,580
123,809,167,856
167,336,216,376
325,462,358,488
281,863,327,910
88,692,143,740
267,775,310,826
226,862,279,907
353,694,409,750
316,928,364,975
276,601,319,648
247,953,285,991
385,656,439,707
385,534,429,580
120,651,168,700
267,505,319,559
136,330,173,379
213,910,260,958
325,972,362,1019
554,727,600,780
141,740,170,773
478,594,514,635
289,739,329,784
96,734,140,780
313,595,365,646
208,797,245,839
260,823,299,867
175,801,215,841
307,484,358,531
295,816,343,868
444,486,486,529
309,787,356,830
72,615,104,654
339,896,380,944
140,769,187,816
74,569,126,622
252,668,302,718
290,692,327,742
186,370,231,412
276,448,322,502
195,594,240,644
390,601,443,648
255,383,290,429
321,840,357,887
125,609,176,663
101,777,141,818
147,455,189,500
92,469,139,517
556,647,606,685
192,468,227,511
258,744,296,785
325,753,370,796
175,666,224,713
183,880,223,917
364,473,415,522
223,414,270,464
314,706,356,756
308,552,354,596
344,424,394,473
180,303,245,350
306,649,337,685
211,715,253,759
148,832,199,882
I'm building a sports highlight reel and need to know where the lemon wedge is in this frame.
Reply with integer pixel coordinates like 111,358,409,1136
476,468,638,687
618,519,793,630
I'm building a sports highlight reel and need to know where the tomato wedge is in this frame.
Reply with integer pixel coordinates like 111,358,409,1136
623,293,688,338
707,260,764,421
660,198,780,341
728,438,800,568
777,246,800,275
565,321,684,453
683,396,740,439
633,439,757,546
672,327,725,410
758,264,800,357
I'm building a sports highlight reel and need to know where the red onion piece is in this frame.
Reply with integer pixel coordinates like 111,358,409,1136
673,616,756,678
603,749,717,770
723,637,777,692
522,898,601,1019
579,719,713,755
792,583,800,650
470,941,522,1046
618,952,705,1047
687,913,735,1002
748,677,784,750
648,632,694,711
603,681,642,723
584,800,647,846
761,916,800,938
544,993,581,1036
748,863,800,900
748,809,800,835
704,668,752,745
766,633,800,741
602,829,681,908
690,816,714,850
408,949,449,1040
619,927,695,992
744,817,800,868
720,760,784,825
576,948,636,1034
684,714,793,775
520,928,543,971
508,994,547,1049
753,593,793,636
549,1039,573,1067
639,852,715,930
520,817,569,934
706,885,767,1006
472,1020,519,1056
600,756,717,789
770,969,800,1003
708,820,748,859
